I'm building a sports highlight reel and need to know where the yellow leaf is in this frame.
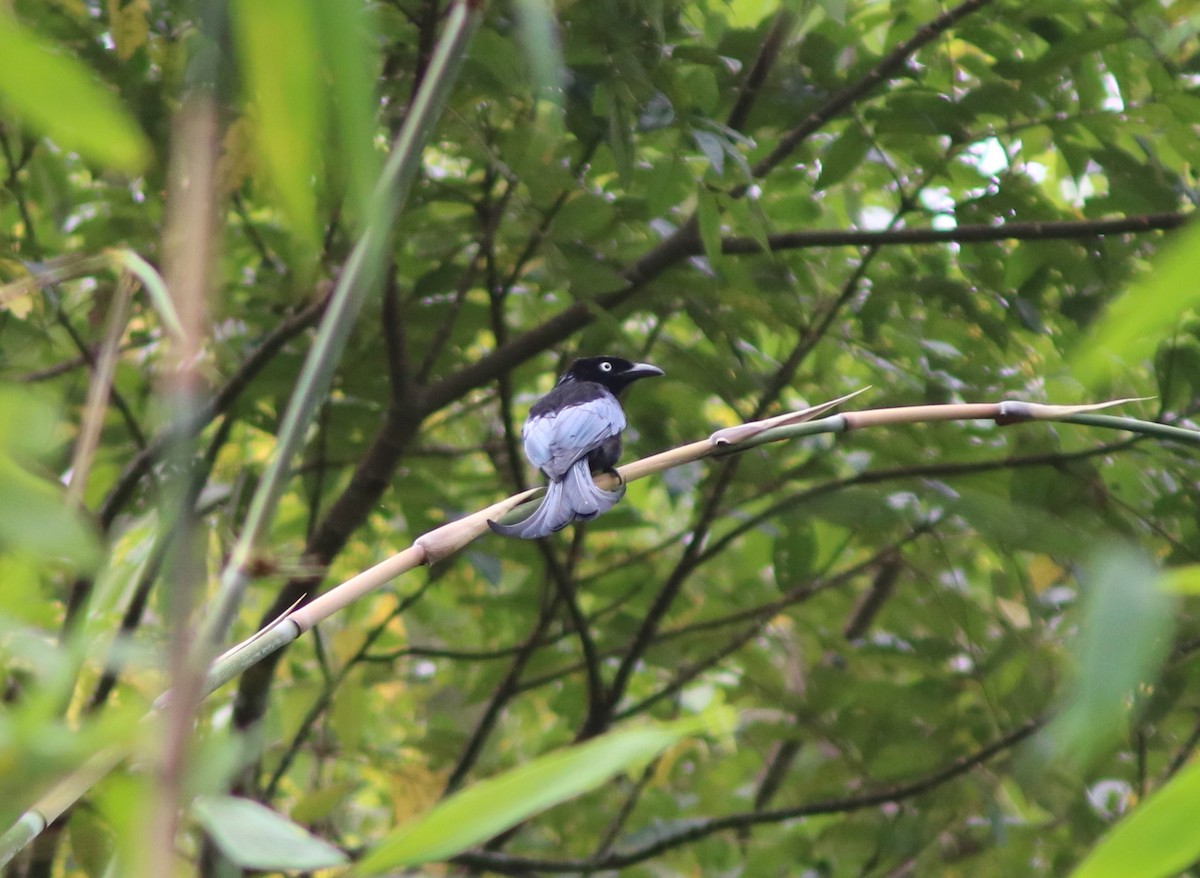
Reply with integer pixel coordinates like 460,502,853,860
388,759,445,826
217,115,257,196
49,0,89,17
0,264,35,319
331,625,364,666
996,597,1031,629
107,0,150,62
1159,565,1200,595
1027,554,1065,592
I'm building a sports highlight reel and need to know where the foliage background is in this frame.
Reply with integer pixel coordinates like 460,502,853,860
1,0,1199,875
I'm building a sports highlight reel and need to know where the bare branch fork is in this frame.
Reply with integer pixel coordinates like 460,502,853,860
0,392,1190,866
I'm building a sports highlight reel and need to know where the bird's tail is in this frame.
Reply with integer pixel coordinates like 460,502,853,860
488,460,625,539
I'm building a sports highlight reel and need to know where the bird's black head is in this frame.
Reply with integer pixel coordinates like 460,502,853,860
562,356,664,394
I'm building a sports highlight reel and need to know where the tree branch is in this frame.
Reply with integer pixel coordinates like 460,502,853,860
442,588,563,795
749,0,998,181
96,292,329,530
725,9,796,133
451,718,1042,874
718,212,1189,254
613,528,932,721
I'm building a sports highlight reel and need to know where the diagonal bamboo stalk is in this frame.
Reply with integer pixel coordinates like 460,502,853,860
0,395,1193,867
199,0,484,651
63,272,135,510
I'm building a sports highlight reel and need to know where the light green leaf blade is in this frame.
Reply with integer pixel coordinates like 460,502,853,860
513,0,566,126
0,388,101,572
356,714,726,873
232,0,325,256
311,0,381,225
1072,221,1200,388
0,14,149,172
697,186,723,268
0,456,101,571
1069,758,1200,878
1159,564,1200,594
1034,547,1173,771
106,249,184,340
191,795,347,871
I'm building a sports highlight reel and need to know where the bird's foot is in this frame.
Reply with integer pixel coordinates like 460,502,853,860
603,467,625,488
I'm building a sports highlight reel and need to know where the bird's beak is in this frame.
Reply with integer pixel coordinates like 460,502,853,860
625,362,664,379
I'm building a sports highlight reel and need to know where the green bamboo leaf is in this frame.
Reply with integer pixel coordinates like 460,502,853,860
697,185,723,268
0,14,149,172
816,125,870,191
106,249,184,340
513,0,566,126
356,713,730,873
1072,221,1200,388
0,454,101,572
1034,547,1173,771
0,388,101,571
200,0,483,649
232,0,325,255
192,795,347,871
1069,758,1200,878
311,0,381,224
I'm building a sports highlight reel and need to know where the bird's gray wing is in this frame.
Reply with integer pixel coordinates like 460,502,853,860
523,393,626,480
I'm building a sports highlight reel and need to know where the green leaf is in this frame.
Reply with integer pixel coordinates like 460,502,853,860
1159,564,1200,595
604,86,634,184
0,389,100,571
1035,547,1174,772
725,0,775,28
818,0,847,24
816,126,870,191
692,128,726,176
106,249,184,340
232,0,326,256
696,186,723,269
191,795,347,871
311,0,382,225
0,456,101,571
514,0,566,124
355,713,730,873
1073,221,1200,388
1068,758,1200,878
0,13,149,172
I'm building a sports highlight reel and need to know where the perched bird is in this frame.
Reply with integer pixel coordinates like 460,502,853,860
488,356,664,539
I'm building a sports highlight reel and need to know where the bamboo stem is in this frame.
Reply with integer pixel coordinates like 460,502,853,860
199,0,484,649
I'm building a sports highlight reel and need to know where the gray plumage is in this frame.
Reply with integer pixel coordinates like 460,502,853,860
489,357,663,539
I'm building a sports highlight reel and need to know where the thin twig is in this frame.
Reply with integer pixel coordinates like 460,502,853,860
717,212,1189,254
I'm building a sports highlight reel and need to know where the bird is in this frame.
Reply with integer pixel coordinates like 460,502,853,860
488,356,664,539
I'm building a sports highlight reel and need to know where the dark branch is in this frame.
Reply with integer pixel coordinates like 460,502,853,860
612,529,932,722
97,292,329,530
749,0,998,180
452,718,1043,874
725,9,796,133
442,589,563,795
718,212,1189,254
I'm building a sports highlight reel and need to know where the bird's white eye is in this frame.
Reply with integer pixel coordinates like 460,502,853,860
600,361,613,372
